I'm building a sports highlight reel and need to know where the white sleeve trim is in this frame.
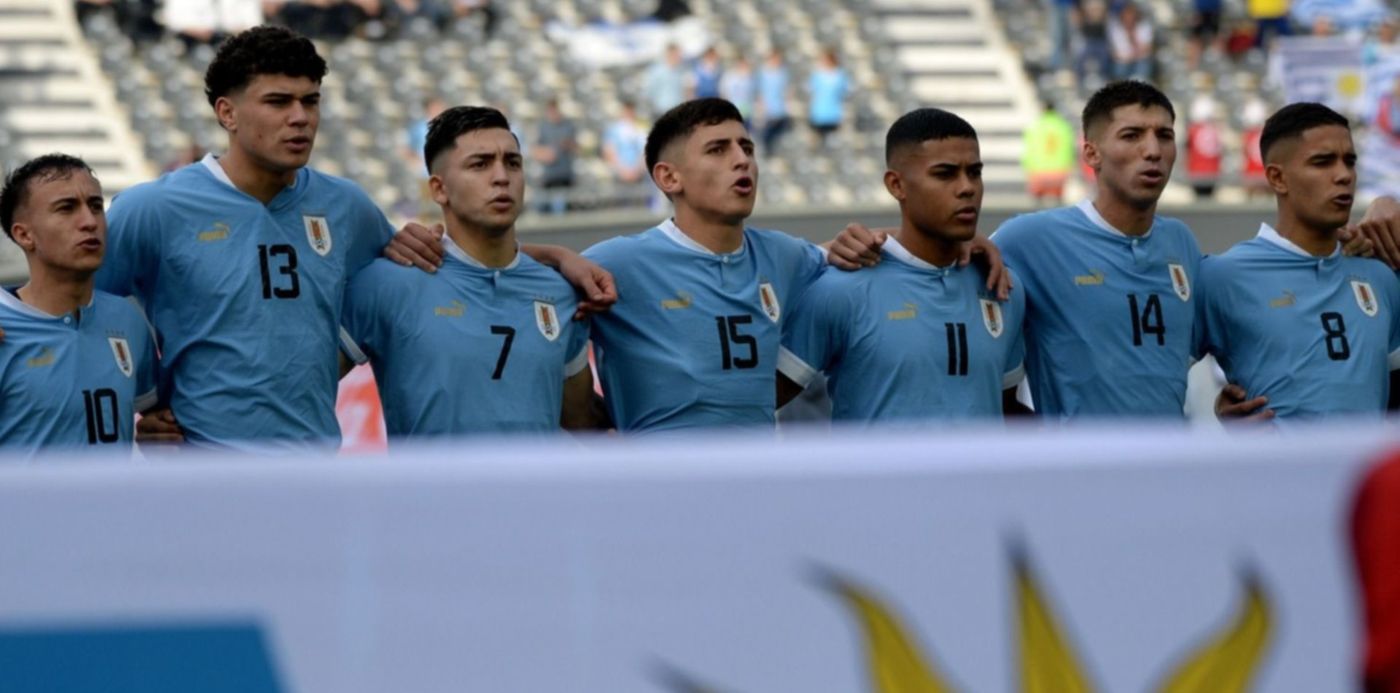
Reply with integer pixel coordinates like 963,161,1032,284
1389,347,1400,371
1001,363,1026,390
777,345,819,388
340,326,369,365
565,344,590,378
134,388,159,414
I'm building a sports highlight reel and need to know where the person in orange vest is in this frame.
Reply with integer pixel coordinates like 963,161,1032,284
1185,95,1222,199
1022,103,1077,205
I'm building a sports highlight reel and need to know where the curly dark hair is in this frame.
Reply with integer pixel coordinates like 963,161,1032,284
204,25,327,107
0,153,96,241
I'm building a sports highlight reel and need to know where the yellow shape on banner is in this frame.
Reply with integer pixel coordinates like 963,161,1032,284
1155,572,1272,693
822,571,958,693
1015,551,1095,693
1338,72,1363,98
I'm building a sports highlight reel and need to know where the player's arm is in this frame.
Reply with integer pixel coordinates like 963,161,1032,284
561,367,611,431
519,243,618,317
826,223,1010,299
1356,196,1400,268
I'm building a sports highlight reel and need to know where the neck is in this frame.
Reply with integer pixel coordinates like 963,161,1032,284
219,148,297,205
1273,211,1339,257
673,206,745,253
895,220,962,267
445,215,517,268
1092,192,1155,236
17,265,95,317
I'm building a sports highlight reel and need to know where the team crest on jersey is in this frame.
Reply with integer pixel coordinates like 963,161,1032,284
108,337,133,378
1168,263,1191,301
980,299,1004,338
534,301,561,341
1353,280,1379,317
303,215,332,256
758,282,781,322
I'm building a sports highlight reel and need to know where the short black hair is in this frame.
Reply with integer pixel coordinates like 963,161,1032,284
0,153,96,241
1260,102,1350,162
204,25,327,107
423,105,514,174
885,108,978,165
644,97,745,174
1082,80,1175,137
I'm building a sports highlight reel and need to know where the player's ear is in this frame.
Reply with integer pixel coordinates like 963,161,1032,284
1082,138,1101,171
653,161,682,197
883,169,905,201
9,222,35,254
428,173,449,207
1265,162,1287,196
214,96,236,132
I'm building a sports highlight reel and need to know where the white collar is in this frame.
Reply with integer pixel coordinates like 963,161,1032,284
1256,222,1341,258
882,235,958,271
1077,199,1152,239
444,233,521,270
0,286,95,319
200,153,299,193
659,218,746,257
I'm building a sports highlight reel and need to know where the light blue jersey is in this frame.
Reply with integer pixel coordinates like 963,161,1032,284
96,155,394,451
343,237,589,440
1200,224,1400,420
991,200,1202,418
0,289,156,451
778,237,1025,421
583,219,826,432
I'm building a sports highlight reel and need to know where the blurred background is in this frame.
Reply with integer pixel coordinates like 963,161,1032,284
2,0,1399,283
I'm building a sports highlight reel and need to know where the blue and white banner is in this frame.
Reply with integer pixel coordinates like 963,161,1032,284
0,426,1393,692
1276,37,1366,115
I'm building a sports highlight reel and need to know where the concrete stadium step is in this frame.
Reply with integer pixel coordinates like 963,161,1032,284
1,106,118,132
0,18,66,41
896,46,1004,71
883,20,986,43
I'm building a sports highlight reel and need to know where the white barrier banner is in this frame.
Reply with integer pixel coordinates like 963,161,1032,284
0,427,1394,692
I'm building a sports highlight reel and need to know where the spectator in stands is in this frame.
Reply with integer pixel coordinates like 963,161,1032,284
1046,0,1076,72
1241,98,1269,198
449,0,497,37
266,0,385,39
1248,0,1292,50
533,99,578,214
164,142,206,173
1364,16,1398,65
644,44,688,118
602,101,648,185
652,0,691,21
1022,103,1076,205
387,0,453,34
163,0,263,47
693,47,724,99
1187,0,1224,70
74,0,161,41
808,48,849,145
721,55,758,125
404,96,448,174
757,49,792,152
1075,0,1113,86
1185,94,1222,199
1108,2,1155,80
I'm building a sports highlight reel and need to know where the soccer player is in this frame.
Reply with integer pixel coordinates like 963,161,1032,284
1199,103,1400,420
776,108,1026,421
0,154,156,450
342,107,602,439
581,98,828,431
93,26,612,451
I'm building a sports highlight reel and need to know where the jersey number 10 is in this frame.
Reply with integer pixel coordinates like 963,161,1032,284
82,388,119,444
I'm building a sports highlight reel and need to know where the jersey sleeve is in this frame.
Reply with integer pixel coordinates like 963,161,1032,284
565,316,591,378
96,186,162,302
1386,272,1400,371
1002,278,1027,389
341,264,390,366
345,185,396,276
778,277,849,388
129,299,160,412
